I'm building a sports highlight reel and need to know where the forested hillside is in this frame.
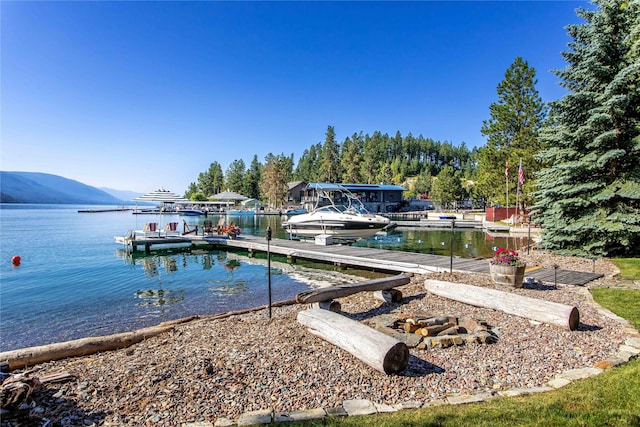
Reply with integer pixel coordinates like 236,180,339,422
185,129,477,206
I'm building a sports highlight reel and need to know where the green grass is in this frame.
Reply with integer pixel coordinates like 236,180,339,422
289,259,640,427
611,258,640,280
591,289,640,328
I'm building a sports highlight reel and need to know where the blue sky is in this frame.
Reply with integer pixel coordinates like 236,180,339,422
1,1,588,194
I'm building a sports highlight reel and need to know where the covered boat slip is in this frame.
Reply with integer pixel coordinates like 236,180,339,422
115,233,603,286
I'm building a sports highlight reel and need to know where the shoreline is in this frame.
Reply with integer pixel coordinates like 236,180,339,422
2,252,639,426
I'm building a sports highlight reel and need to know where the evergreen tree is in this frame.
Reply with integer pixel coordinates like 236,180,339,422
361,131,385,184
318,125,341,182
225,159,246,193
533,0,640,256
184,182,198,200
242,155,262,199
414,170,432,197
293,144,320,183
432,166,463,209
476,56,547,207
197,162,224,197
341,133,364,183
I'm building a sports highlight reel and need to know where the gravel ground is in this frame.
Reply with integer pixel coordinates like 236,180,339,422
1,250,634,426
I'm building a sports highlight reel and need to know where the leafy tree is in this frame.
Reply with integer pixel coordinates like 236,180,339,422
191,192,208,202
414,170,432,196
431,166,463,209
476,56,547,207
225,159,246,193
260,153,291,208
533,0,640,257
318,125,341,182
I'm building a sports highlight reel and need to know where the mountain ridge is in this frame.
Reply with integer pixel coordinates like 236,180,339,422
0,171,128,204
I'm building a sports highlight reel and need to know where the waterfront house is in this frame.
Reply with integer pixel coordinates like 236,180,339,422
301,183,405,214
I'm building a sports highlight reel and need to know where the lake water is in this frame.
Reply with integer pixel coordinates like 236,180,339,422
0,205,528,352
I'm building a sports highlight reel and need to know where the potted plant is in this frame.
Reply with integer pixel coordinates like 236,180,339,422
223,223,242,239
489,247,526,287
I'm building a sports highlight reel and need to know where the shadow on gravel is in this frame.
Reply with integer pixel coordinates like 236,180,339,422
402,355,446,377
578,322,603,332
345,293,427,320
522,282,558,291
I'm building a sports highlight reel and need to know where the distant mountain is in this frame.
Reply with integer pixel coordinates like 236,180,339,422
0,171,126,204
100,187,143,203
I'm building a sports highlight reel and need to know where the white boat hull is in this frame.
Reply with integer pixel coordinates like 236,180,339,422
283,213,389,239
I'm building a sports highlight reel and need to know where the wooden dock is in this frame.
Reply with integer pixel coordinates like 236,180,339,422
114,234,603,286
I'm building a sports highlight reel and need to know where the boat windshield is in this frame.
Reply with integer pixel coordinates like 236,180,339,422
312,185,374,215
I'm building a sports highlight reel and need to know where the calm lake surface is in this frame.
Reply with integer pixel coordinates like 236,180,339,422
0,205,528,352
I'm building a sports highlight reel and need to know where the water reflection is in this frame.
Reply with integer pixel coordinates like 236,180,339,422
135,288,185,306
209,281,248,296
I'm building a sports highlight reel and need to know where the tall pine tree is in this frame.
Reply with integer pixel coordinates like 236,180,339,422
533,0,640,256
476,57,547,207
318,125,341,183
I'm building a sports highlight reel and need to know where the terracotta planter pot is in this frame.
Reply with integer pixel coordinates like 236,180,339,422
490,264,526,288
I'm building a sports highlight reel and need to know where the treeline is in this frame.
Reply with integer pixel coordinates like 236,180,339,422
184,0,640,258
183,126,477,207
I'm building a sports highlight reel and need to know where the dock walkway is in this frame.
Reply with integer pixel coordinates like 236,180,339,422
114,234,603,286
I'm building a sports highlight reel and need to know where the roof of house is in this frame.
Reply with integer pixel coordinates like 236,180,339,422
288,181,306,190
306,183,405,192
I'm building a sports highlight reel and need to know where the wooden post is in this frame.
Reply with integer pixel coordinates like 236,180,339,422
297,309,409,375
424,279,580,331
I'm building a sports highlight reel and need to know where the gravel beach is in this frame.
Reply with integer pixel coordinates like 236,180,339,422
2,250,636,426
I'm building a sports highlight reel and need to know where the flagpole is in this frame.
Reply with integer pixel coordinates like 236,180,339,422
516,159,520,225
505,161,509,223
517,159,524,225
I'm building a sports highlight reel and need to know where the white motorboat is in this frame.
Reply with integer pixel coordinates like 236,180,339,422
282,184,390,239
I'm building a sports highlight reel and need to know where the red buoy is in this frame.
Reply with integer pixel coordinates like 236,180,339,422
12,255,21,266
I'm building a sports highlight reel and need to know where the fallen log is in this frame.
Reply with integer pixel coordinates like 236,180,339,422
296,274,411,304
297,309,409,375
0,317,197,371
424,279,580,331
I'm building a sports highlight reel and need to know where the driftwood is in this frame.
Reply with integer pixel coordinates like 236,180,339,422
424,279,580,331
297,309,409,375
296,274,411,304
0,317,197,370
1,371,72,411
0,299,300,371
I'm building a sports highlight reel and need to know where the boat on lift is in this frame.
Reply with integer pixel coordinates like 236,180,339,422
282,184,390,239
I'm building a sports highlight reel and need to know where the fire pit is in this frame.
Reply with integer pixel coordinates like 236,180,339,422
367,314,497,349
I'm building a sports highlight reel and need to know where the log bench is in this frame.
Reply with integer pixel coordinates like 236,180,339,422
297,309,409,374
424,279,580,330
295,274,411,304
